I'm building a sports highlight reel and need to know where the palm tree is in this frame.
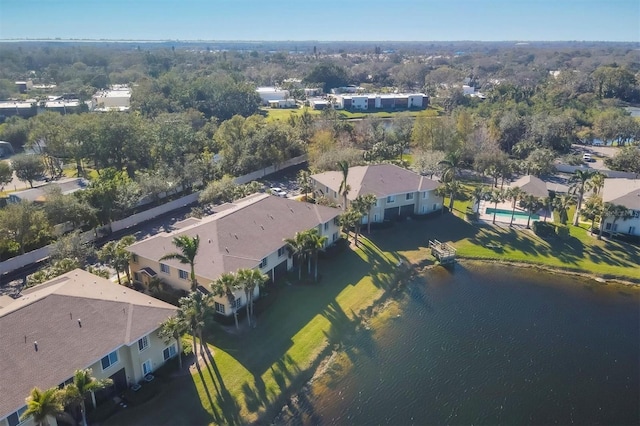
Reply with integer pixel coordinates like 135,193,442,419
304,228,328,282
297,170,313,201
98,241,121,284
437,150,463,183
581,196,603,235
284,231,309,280
212,272,241,329
339,209,363,245
553,194,575,225
160,235,200,291
520,194,543,229
487,189,505,224
177,291,210,359
337,160,350,210
158,316,188,369
437,180,462,212
64,369,113,426
588,172,605,196
570,169,597,226
237,268,268,327
360,193,378,234
98,235,136,285
505,186,522,227
21,387,64,426
472,186,489,214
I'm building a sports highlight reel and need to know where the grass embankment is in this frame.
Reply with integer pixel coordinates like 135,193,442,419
106,237,402,425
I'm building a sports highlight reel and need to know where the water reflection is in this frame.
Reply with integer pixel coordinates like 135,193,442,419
290,264,640,425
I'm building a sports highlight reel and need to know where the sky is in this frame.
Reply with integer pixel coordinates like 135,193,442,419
0,0,638,42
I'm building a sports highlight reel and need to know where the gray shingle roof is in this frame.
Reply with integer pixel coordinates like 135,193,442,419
311,163,439,200
0,269,176,419
510,175,549,198
602,178,640,210
127,193,341,281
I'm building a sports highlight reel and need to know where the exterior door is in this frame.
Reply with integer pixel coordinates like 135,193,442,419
142,360,152,376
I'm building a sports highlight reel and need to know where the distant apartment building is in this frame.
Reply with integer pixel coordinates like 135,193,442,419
332,93,429,111
256,87,290,105
0,100,38,119
91,85,132,112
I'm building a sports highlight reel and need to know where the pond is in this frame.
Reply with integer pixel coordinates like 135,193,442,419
292,263,640,425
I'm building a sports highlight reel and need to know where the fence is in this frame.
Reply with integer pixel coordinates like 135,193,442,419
555,164,637,179
1,155,308,276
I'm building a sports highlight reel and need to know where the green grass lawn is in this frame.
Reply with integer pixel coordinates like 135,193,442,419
104,210,639,426
106,237,400,425
263,107,439,122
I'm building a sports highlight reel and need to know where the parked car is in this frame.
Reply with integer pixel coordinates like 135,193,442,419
583,153,592,162
270,187,288,197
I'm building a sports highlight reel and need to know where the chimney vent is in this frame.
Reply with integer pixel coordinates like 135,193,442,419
78,319,82,328
34,341,38,351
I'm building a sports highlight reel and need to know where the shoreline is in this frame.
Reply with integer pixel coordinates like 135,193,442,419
268,257,639,423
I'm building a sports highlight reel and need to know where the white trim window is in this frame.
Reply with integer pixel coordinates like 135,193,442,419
259,257,268,268
386,195,395,203
101,350,119,370
233,296,243,310
214,302,225,314
160,263,170,274
278,246,286,257
138,335,149,352
163,344,177,361
179,269,189,280
406,193,414,200
7,406,27,426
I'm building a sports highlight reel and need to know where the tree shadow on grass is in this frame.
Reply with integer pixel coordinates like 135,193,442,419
322,300,377,364
201,344,242,426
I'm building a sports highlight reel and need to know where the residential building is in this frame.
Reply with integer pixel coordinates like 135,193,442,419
15,80,33,93
601,178,640,236
8,178,89,204
127,193,342,316
268,99,297,109
0,269,177,426
331,93,429,111
43,99,85,114
310,164,442,222
256,87,289,105
510,175,549,199
91,85,132,112
0,100,38,119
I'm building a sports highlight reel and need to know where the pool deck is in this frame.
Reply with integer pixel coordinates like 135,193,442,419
477,200,552,226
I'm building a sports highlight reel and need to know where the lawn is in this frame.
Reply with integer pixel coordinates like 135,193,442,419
104,210,639,426
262,107,439,122
105,236,401,425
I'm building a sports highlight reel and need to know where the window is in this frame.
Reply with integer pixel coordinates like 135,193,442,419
324,222,329,231
138,335,149,352
334,217,340,226
7,406,27,426
132,254,138,263
406,193,414,200
259,257,267,268
433,204,437,211
233,296,243,309
101,350,119,370
606,223,611,230
278,246,286,257
142,360,153,376
333,232,339,242
179,269,189,280
163,344,177,361
422,191,428,199
629,226,636,235
386,195,395,203
215,302,225,314
160,263,170,274
133,272,140,282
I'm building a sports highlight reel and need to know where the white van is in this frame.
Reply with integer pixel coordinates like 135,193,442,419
583,153,592,162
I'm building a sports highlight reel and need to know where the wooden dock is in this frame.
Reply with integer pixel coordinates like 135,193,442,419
429,239,457,265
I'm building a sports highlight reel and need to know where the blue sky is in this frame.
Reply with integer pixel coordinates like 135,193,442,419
0,0,638,41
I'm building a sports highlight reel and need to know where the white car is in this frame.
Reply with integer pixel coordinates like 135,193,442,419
270,187,288,198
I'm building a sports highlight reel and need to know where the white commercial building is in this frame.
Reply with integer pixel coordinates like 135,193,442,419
91,85,132,111
256,87,289,105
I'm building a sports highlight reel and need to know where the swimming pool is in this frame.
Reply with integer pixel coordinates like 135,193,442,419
486,207,539,220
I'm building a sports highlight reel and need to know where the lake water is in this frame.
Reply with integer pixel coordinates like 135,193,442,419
294,263,640,425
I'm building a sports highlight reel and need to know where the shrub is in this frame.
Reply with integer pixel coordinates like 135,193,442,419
556,225,570,240
532,221,555,237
